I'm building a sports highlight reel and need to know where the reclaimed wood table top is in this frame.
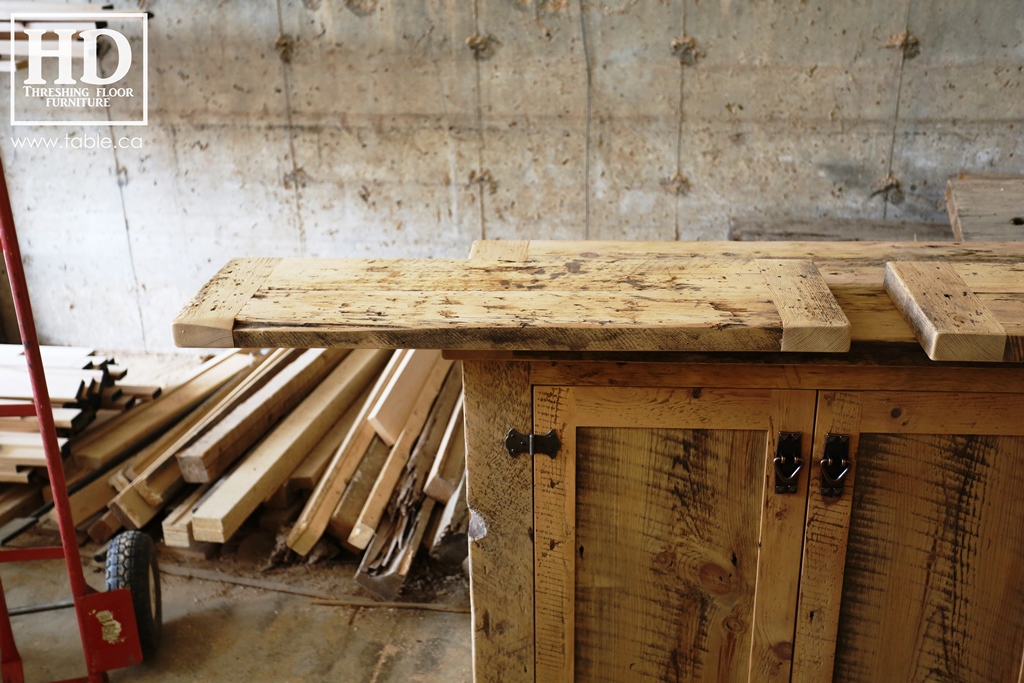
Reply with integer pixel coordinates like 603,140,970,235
174,241,1024,361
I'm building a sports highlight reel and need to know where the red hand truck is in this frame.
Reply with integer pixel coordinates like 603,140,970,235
0,155,160,682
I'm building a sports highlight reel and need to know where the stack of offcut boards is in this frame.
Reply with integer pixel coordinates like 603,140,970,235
0,345,469,600
0,345,162,534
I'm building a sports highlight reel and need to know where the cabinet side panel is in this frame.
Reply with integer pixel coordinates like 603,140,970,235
574,427,764,683
464,361,534,683
834,433,1024,682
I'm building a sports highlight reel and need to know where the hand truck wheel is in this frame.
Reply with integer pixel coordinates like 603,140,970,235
105,530,162,658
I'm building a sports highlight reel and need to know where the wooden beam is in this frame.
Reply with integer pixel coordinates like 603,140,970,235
285,350,405,556
326,435,390,550
191,349,390,543
729,217,952,242
176,349,345,483
347,357,454,550
367,349,442,446
288,380,375,492
173,258,280,347
424,395,466,504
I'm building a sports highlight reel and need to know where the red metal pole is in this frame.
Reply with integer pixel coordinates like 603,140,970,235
0,155,104,682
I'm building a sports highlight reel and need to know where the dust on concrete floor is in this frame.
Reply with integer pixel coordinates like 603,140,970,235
2,525,471,682
2,351,471,682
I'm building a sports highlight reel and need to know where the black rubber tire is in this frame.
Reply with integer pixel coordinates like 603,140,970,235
105,530,162,659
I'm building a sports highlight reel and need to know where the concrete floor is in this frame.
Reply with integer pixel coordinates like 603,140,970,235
1,529,472,682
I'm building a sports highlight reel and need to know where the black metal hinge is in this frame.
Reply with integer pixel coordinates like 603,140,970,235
504,428,560,459
774,432,803,494
820,433,851,498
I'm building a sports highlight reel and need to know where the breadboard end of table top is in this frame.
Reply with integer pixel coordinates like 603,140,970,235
884,261,1011,363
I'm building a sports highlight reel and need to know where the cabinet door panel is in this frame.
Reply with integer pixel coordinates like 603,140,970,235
575,427,764,683
795,392,1024,683
535,386,817,683
836,433,1024,682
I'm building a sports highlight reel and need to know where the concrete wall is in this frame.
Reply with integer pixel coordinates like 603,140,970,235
1,0,1021,350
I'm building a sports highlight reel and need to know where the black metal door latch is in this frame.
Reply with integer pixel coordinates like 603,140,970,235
820,433,851,498
774,432,803,494
504,428,560,459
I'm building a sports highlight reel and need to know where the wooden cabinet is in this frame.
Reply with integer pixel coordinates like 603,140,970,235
463,359,1024,683
173,239,1024,682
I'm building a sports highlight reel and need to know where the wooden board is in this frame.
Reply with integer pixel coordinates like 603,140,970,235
327,435,390,549
347,357,454,549
729,217,953,242
946,177,1024,241
173,256,851,353
367,349,442,446
176,349,345,483
423,395,465,504
884,261,1024,362
285,349,406,556
191,349,390,543
518,241,1024,348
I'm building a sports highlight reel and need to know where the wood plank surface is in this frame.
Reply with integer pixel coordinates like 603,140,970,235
533,386,576,683
747,391,818,683
175,256,854,353
729,217,953,242
885,261,1018,362
176,349,344,483
347,357,453,550
463,360,534,683
946,177,1024,241
423,395,465,504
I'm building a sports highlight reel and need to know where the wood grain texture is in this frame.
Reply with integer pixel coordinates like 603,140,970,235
463,361,534,683
533,386,576,683
173,258,280,348
529,357,1024,394
946,177,1024,242
468,240,530,261
885,261,1014,362
729,217,953,242
834,432,1024,682
747,390,818,683
177,255,856,353
792,391,862,682
573,427,763,683
757,259,850,352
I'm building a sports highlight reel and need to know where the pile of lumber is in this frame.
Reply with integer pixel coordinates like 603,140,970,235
0,344,162,485
6,346,468,601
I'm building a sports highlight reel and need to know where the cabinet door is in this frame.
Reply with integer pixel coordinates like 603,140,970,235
533,386,817,683
794,392,1024,682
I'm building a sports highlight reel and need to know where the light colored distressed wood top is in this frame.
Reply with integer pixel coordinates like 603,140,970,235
884,261,1024,362
174,254,850,353
946,177,1024,241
